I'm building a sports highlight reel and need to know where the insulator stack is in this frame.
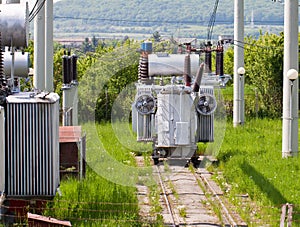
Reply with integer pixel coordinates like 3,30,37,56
0,33,4,78
138,54,150,84
0,32,6,89
216,44,224,76
71,55,78,82
62,55,70,84
204,42,212,73
184,54,191,86
0,32,10,106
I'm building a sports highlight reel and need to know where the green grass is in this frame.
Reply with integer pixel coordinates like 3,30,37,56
43,118,300,226
43,123,153,226
214,118,300,226
44,169,139,226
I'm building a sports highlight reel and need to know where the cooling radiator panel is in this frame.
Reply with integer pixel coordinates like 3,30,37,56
197,87,215,142
4,92,60,197
0,107,5,193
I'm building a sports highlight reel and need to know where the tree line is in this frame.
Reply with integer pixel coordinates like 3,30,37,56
25,32,299,122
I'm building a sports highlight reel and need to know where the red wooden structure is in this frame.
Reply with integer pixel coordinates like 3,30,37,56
59,126,86,179
27,213,72,227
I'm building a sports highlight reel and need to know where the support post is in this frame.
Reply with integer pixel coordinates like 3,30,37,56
282,0,299,158
233,0,245,127
33,0,45,91
45,0,54,92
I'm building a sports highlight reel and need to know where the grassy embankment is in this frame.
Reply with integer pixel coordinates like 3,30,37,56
215,118,298,225
43,123,153,227
210,86,300,226
45,87,300,226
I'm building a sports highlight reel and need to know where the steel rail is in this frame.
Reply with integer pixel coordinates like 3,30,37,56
155,165,180,227
193,168,238,227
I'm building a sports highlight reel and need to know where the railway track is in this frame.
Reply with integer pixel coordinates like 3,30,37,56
152,160,247,227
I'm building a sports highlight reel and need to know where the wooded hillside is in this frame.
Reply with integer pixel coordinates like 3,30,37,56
53,0,286,39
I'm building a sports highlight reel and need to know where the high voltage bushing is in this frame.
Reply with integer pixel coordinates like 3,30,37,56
138,54,150,84
204,41,212,73
0,2,29,48
216,43,224,76
71,55,78,82
184,54,191,86
0,33,3,78
0,33,11,106
63,53,78,85
193,63,204,93
62,55,71,85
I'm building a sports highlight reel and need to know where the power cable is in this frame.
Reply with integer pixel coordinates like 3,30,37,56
29,0,46,22
29,0,39,17
207,0,219,41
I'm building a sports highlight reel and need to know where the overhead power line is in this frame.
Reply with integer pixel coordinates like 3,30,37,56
29,0,46,22
207,0,220,41
29,0,39,17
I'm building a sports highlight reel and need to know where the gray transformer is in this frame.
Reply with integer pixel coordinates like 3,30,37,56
132,43,225,164
133,83,216,164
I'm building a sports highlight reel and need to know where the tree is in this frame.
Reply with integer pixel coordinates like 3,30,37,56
224,32,285,117
78,39,140,122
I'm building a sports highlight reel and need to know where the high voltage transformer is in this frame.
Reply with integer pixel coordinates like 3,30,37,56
0,0,60,198
132,40,230,165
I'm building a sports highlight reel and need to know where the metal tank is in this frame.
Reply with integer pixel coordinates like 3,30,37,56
132,41,229,165
0,2,29,48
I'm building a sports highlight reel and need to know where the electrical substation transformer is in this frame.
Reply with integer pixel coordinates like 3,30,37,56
132,41,230,165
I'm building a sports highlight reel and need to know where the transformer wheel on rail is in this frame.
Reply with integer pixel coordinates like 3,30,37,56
153,158,159,165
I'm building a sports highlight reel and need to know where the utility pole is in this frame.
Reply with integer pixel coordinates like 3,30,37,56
34,0,45,91
233,0,245,127
282,0,299,158
34,0,54,92
45,0,54,92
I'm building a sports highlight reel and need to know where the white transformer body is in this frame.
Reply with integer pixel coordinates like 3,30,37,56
156,86,196,147
133,82,216,164
133,38,231,165
0,92,60,197
132,44,227,164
